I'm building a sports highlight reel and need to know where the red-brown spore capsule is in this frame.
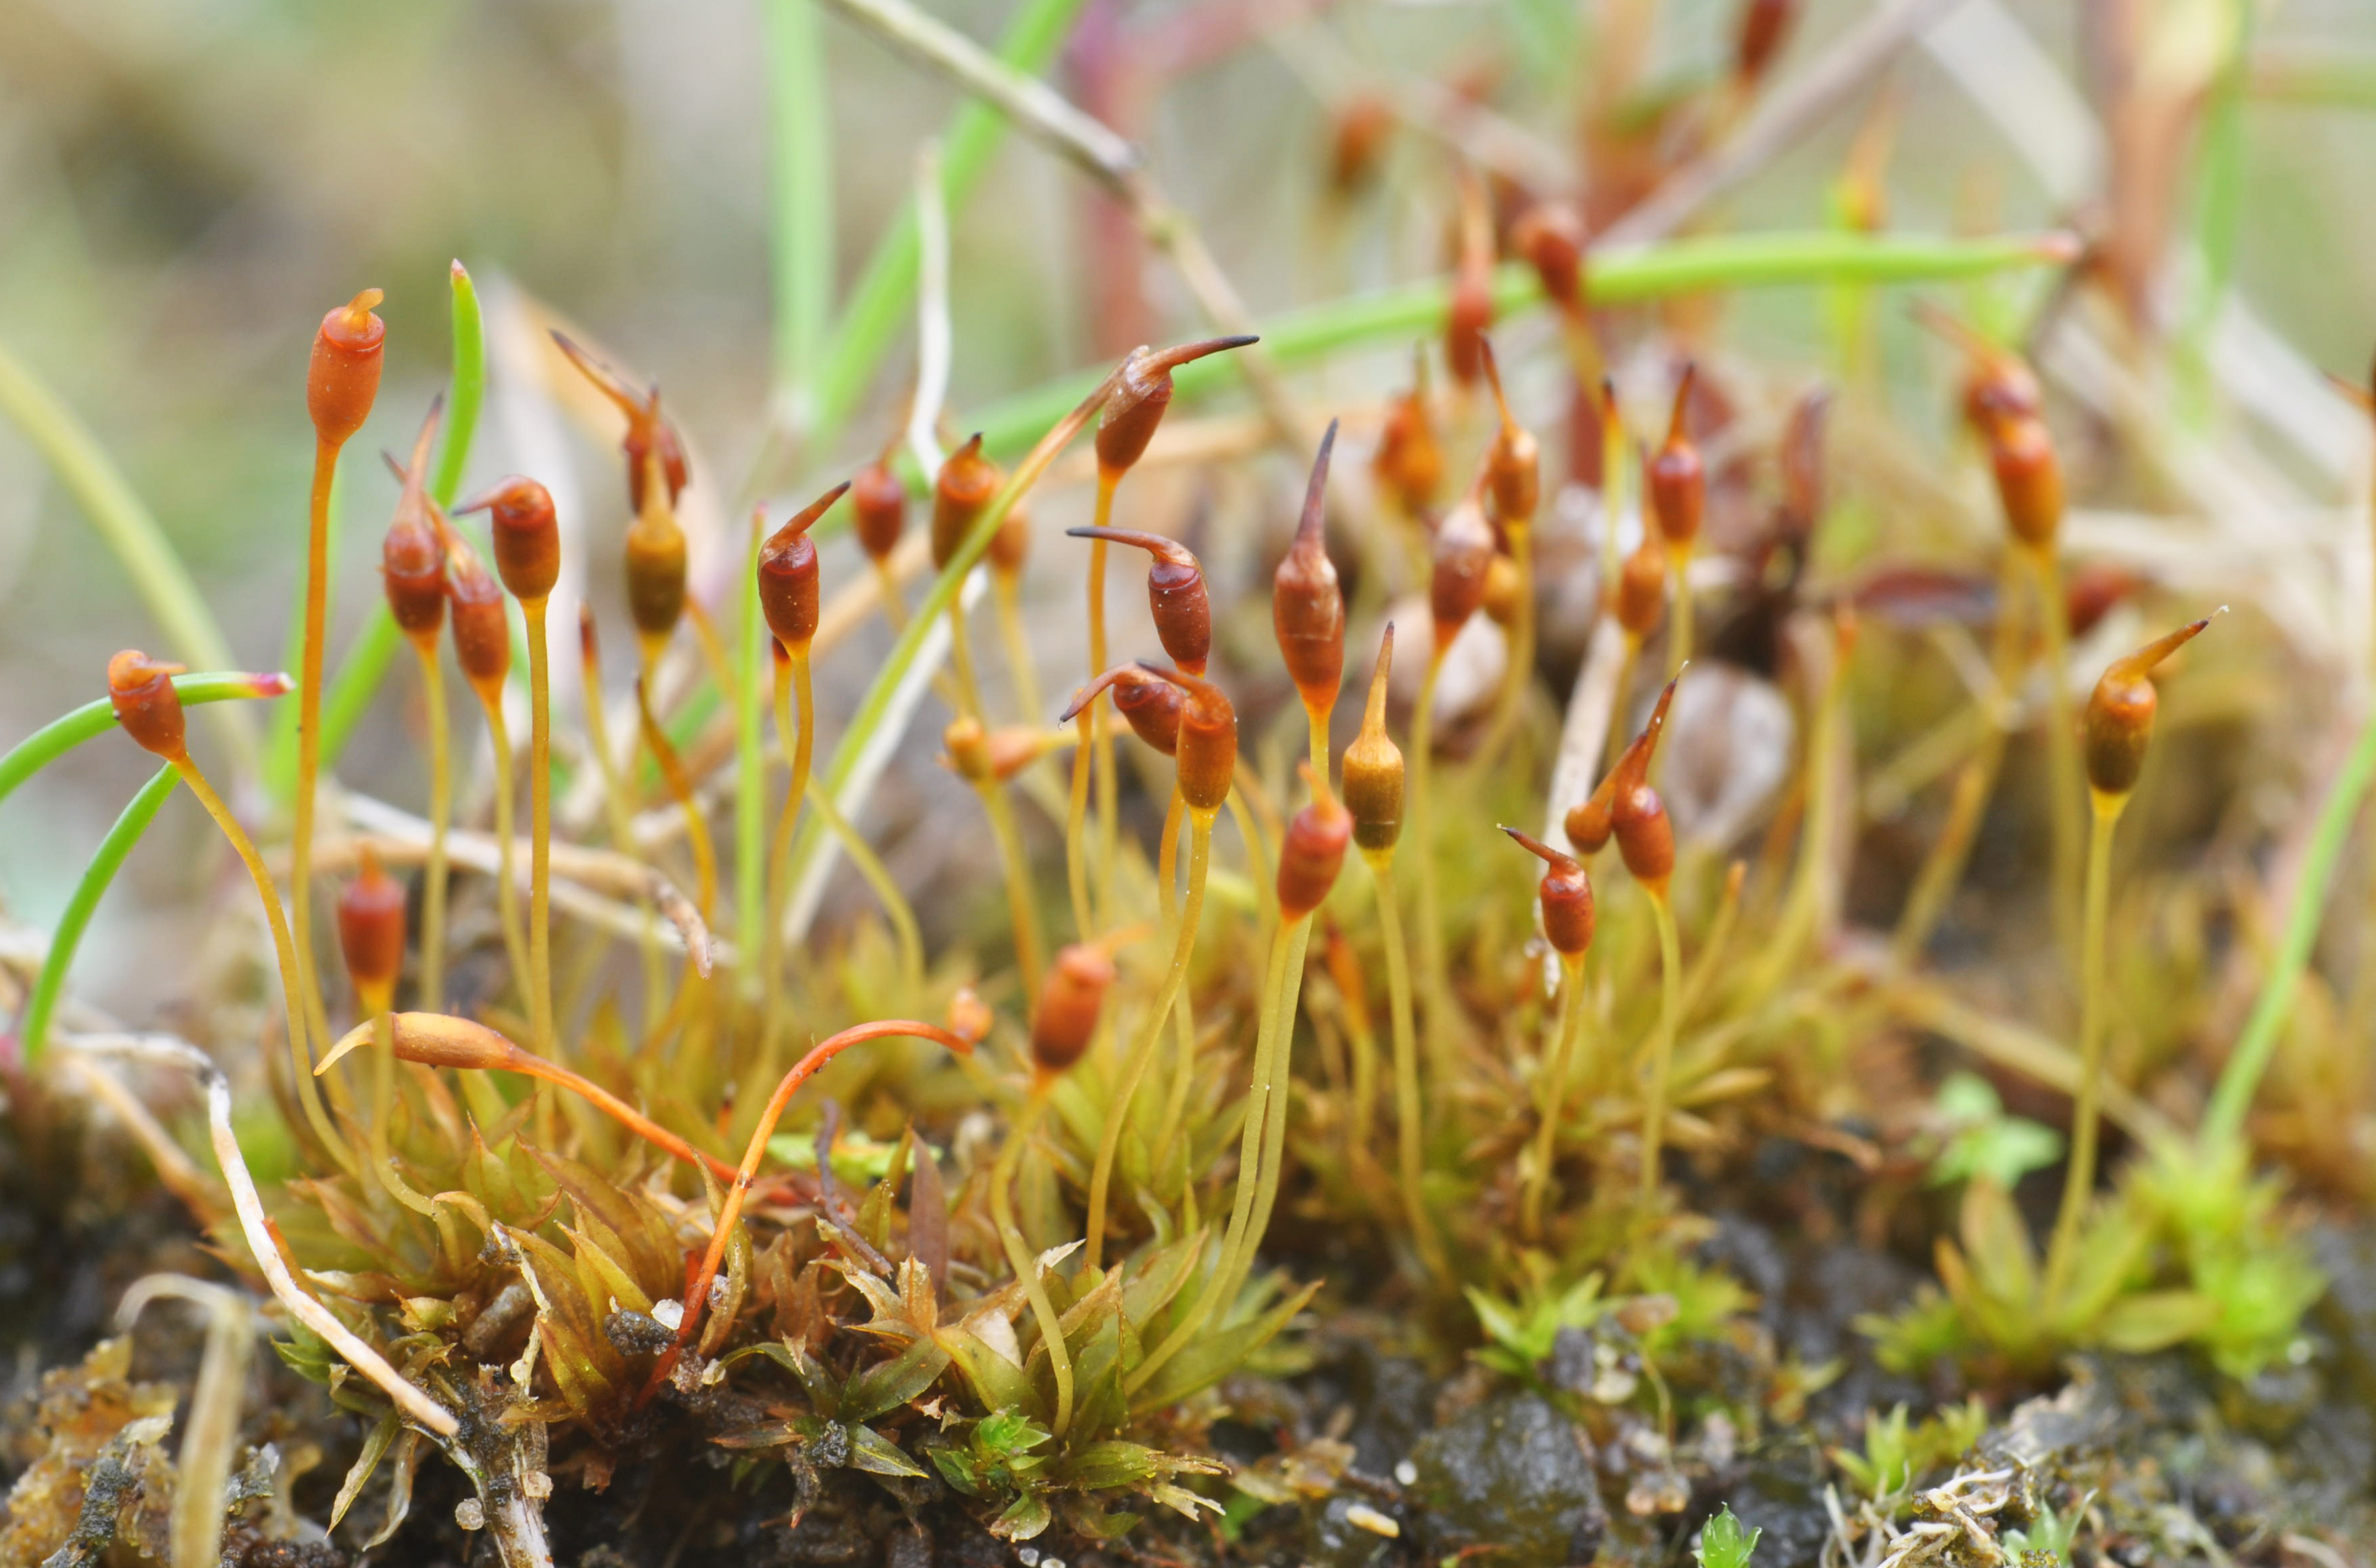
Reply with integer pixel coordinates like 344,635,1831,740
552,332,687,513
852,457,907,564
1735,0,1800,88
1143,665,1236,814
383,523,447,639
1429,491,1497,652
1273,422,1346,716
460,477,561,603
624,516,687,647
1503,828,1595,956
1093,336,1258,478
1511,203,1587,313
989,498,1030,578
1031,942,1118,1076
1988,413,2063,551
447,554,510,695
1445,173,1495,389
1328,95,1394,195
107,650,187,761
1480,342,1540,530
1341,629,1403,854
1276,779,1352,923
931,434,1003,571
1067,527,1209,675
1375,354,1444,516
338,846,407,1012
1612,781,1674,888
307,289,386,447
1646,366,1705,552
1566,675,1677,855
758,482,848,652
380,401,450,638
1616,536,1669,641
1062,667,1186,758
2084,615,2213,797
1113,675,1183,756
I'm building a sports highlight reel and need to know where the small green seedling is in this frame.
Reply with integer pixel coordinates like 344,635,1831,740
1926,1072,2063,1190
1694,1504,1760,1568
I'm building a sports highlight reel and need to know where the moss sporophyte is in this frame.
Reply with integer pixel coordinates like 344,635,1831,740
5,32,2353,1558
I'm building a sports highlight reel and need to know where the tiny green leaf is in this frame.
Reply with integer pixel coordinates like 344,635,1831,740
1695,1505,1761,1568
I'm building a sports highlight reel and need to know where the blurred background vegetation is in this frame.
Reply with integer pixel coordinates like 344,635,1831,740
3,0,2375,1022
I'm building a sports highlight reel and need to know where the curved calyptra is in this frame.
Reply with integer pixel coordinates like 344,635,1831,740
551,330,687,516
1273,421,1345,771
1646,364,1705,677
1078,337,1258,927
1066,527,1210,677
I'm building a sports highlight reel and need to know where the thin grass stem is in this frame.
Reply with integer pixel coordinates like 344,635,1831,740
523,599,556,1087
477,693,533,1009
2044,791,2122,1299
1892,549,2025,965
1368,852,1443,1279
1638,890,1683,1216
803,776,924,995
412,640,452,1014
0,673,289,810
2031,544,2083,962
761,647,816,1086
1522,954,1588,1242
174,757,354,1176
1410,653,1454,1080
1130,910,1299,1395
2204,699,2376,1148
1085,814,1210,1273
990,1086,1077,1434
581,630,666,1034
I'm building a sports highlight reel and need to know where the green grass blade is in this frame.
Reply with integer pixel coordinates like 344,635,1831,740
0,672,291,810
765,0,836,422
16,764,177,1066
940,230,2079,479
312,613,402,788
433,260,488,508
0,334,256,778
2201,703,2376,1150
805,0,1087,454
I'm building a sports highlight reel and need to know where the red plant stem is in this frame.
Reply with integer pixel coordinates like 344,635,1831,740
651,1020,972,1390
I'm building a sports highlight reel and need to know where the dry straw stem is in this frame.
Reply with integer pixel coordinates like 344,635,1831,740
1599,0,1975,248
117,1274,253,1568
315,1012,738,1183
328,796,715,971
64,1034,460,1438
0,338,253,774
817,0,1310,452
